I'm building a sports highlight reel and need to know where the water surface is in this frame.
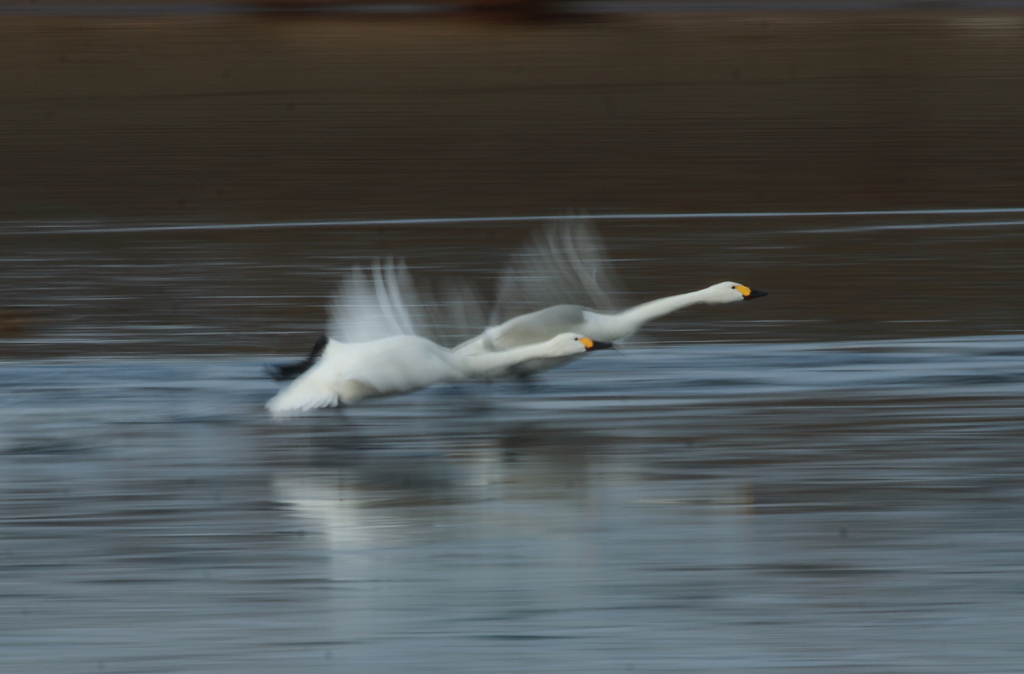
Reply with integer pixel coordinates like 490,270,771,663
4,6,1024,670
2,217,1023,670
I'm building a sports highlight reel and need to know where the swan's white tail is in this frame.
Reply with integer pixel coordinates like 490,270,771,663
265,371,341,415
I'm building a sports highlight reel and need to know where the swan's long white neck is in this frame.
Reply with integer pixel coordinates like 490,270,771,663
452,338,573,378
603,286,728,340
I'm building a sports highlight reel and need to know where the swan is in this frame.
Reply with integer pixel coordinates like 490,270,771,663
265,258,469,385
453,281,767,375
266,332,612,414
267,336,329,382
445,218,767,375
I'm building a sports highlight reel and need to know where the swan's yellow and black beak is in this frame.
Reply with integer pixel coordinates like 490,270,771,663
579,337,615,351
736,285,769,300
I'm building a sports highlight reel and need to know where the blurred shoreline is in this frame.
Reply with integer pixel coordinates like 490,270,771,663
6,1,1024,14
2,9,1022,223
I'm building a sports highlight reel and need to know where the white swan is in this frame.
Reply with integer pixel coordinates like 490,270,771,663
266,332,612,414
453,281,767,376
443,218,767,376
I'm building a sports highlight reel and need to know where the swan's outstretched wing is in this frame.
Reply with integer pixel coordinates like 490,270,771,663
326,258,487,348
427,279,489,349
328,259,427,344
491,217,624,325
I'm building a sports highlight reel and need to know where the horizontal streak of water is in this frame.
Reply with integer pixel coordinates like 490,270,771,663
6,207,1024,236
2,334,1023,672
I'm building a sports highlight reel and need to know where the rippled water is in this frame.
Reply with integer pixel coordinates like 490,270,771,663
3,210,1024,671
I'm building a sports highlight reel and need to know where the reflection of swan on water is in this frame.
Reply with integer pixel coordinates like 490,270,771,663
268,423,615,553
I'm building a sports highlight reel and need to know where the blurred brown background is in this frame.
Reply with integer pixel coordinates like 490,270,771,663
2,6,1022,222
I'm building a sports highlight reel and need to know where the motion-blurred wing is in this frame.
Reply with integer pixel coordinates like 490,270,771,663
491,217,625,325
327,257,487,349
426,279,489,349
327,258,431,344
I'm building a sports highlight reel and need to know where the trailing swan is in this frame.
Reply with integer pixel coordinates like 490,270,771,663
266,332,611,414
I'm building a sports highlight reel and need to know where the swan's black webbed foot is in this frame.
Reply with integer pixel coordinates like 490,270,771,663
266,336,329,381
265,361,311,382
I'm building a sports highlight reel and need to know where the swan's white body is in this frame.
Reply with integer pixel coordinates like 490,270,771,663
454,281,764,375
266,332,606,414
266,221,766,409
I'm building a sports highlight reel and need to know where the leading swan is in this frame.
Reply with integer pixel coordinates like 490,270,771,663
451,220,766,375
453,281,766,376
